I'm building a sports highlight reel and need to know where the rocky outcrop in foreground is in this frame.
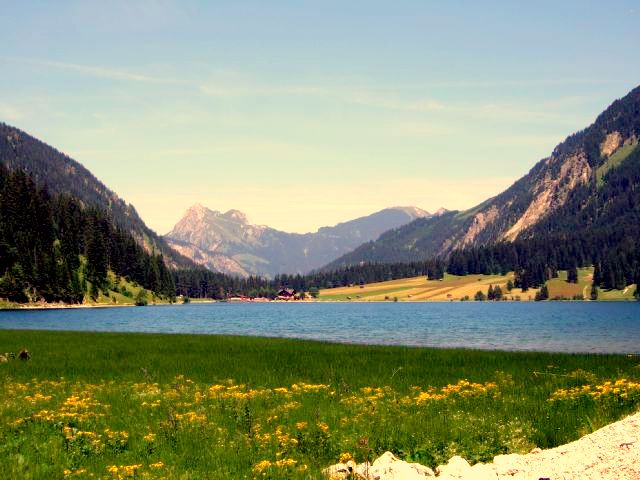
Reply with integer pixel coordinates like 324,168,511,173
323,411,640,480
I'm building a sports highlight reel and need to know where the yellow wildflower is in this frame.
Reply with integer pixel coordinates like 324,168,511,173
339,452,353,463
252,460,272,474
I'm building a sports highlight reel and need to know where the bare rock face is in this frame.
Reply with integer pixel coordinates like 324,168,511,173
502,151,592,241
461,206,499,247
164,238,250,277
600,131,623,157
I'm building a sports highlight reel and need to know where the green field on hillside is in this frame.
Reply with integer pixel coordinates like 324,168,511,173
596,140,638,187
319,268,637,302
1,272,171,309
1,331,639,479
90,273,171,307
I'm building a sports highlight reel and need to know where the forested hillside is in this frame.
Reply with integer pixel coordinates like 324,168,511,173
0,166,175,303
447,141,640,291
0,123,193,269
325,85,640,270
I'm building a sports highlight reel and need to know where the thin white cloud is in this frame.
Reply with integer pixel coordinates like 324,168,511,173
391,121,456,137
409,78,619,89
67,141,319,164
199,80,448,112
199,83,326,97
7,56,591,126
6,57,178,84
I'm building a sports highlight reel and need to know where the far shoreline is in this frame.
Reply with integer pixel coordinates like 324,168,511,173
2,297,638,311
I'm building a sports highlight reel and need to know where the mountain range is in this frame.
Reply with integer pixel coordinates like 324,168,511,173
164,204,444,277
324,85,640,270
1,84,639,289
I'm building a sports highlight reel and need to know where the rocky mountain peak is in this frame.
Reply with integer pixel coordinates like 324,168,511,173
223,209,248,223
185,203,211,219
390,206,432,218
434,207,449,216
164,205,434,277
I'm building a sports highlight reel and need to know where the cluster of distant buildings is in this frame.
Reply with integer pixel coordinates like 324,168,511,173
227,288,299,303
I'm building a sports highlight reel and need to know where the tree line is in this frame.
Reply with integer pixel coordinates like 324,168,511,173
0,167,175,303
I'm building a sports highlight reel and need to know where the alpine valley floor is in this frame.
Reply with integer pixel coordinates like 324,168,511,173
318,268,637,302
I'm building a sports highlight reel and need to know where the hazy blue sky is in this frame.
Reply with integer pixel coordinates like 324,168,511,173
1,1,639,233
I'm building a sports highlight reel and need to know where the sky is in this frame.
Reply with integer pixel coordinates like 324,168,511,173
1,1,639,234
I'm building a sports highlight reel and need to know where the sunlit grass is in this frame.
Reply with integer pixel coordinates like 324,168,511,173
1,330,639,478
319,268,636,302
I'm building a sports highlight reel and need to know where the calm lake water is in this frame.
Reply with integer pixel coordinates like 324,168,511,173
1,302,639,353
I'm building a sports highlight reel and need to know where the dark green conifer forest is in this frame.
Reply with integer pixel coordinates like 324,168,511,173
0,166,175,303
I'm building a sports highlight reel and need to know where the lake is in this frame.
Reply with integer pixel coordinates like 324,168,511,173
0,302,639,353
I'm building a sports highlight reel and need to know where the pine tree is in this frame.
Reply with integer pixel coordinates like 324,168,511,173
85,217,108,291
567,265,578,283
593,263,602,286
535,284,549,301
493,285,503,301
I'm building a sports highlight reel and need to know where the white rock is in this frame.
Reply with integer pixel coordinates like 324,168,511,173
322,460,357,479
355,461,372,479
468,463,498,480
435,456,471,478
369,451,435,479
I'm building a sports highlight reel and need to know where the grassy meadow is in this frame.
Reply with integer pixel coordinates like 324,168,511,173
319,268,636,302
1,330,639,479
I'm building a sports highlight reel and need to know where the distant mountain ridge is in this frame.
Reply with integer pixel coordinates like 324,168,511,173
0,123,193,269
323,85,640,269
164,204,443,277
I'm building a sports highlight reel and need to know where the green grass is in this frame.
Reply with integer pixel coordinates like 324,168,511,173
546,267,593,300
598,285,638,301
1,330,639,479
0,300,21,309
596,140,638,187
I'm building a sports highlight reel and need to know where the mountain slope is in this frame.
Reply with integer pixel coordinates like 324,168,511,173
0,123,193,269
324,85,640,269
0,165,175,303
164,204,439,277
